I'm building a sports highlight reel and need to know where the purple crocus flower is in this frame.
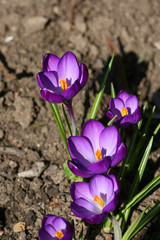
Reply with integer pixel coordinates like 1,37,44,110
67,119,126,178
70,174,120,224
37,52,88,103
38,215,73,240
106,90,141,128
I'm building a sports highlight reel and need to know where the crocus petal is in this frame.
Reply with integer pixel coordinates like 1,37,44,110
111,142,127,167
125,95,139,114
106,109,120,122
89,175,114,205
70,182,93,201
43,53,60,72
61,80,81,100
37,71,60,93
83,212,107,224
117,90,130,103
81,119,105,153
53,217,66,232
79,63,88,88
107,175,120,195
67,136,95,166
40,89,65,103
71,198,101,217
87,157,111,174
120,108,141,127
68,160,93,178
42,215,57,226
39,228,56,240
109,98,124,117
99,126,121,156
57,52,80,83
103,194,118,213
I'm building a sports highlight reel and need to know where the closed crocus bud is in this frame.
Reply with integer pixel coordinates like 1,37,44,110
106,90,141,128
37,52,88,103
67,119,126,178
70,174,120,224
38,215,73,240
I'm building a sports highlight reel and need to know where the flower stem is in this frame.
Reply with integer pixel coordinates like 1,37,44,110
65,100,77,136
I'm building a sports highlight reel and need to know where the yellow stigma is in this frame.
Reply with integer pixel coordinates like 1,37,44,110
55,231,64,239
121,107,128,117
59,78,67,91
95,149,102,161
94,195,104,208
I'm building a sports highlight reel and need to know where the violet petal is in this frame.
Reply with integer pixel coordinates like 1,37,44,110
81,119,105,153
43,53,60,72
99,126,121,156
117,90,130,103
57,52,80,83
111,142,127,167
68,160,93,178
40,89,65,103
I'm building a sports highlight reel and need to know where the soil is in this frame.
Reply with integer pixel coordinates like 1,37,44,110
0,0,160,239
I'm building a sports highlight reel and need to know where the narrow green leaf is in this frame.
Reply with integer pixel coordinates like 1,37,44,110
111,82,116,98
49,103,71,160
119,104,146,181
116,174,160,220
78,226,83,240
121,206,149,240
121,121,160,232
107,115,117,126
109,214,122,240
89,53,114,119
62,104,72,136
129,201,160,239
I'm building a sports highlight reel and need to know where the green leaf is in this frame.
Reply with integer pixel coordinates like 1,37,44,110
121,206,149,240
62,104,72,136
89,53,114,119
111,82,116,98
116,174,160,221
78,226,83,240
121,121,160,232
49,103,71,160
107,115,117,126
129,201,160,239
109,214,122,240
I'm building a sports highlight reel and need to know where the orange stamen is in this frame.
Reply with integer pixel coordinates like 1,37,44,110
94,195,104,208
55,231,64,239
121,107,128,117
59,78,67,91
95,149,102,161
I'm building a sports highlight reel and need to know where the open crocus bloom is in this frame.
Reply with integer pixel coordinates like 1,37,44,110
70,174,120,224
67,119,126,178
106,90,141,128
37,52,88,103
38,215,73,240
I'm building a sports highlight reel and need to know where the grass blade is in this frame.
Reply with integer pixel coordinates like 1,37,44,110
121,206,149,240
62,104,72,136
89,53,114,119
129,201,160,239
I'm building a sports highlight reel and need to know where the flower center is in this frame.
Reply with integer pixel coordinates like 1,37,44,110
59,78,67,91
95,149,102,161
55,231,64,239
121,107,128,117
94,195,104,208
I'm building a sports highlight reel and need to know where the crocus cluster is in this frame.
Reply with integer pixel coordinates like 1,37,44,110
37,52,142,237
106,90,141,128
